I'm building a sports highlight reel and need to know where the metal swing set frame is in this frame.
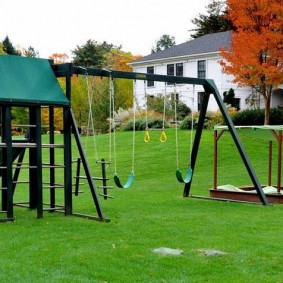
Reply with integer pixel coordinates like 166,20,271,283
63,64,268,206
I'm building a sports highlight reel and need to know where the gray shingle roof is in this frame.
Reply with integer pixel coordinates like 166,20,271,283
131,31,231,64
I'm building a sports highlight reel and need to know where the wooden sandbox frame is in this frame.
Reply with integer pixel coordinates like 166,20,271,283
210,126,283,204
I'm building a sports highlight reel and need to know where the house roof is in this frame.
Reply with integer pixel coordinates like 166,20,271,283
131,31,231,64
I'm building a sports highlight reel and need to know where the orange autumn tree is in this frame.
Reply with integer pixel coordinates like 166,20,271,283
220,0,283,124
105,49,142,109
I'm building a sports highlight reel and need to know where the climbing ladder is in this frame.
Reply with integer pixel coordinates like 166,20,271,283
74,158,114,200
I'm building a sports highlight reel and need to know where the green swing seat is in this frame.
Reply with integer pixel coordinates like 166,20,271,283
176,167,193,184
114,171,135,189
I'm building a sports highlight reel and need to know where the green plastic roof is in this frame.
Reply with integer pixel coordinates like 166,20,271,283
0,55,70,106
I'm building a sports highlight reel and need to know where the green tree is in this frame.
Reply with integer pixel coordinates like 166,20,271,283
71,75,90,130
2,36,21,55
191,0,234,39
72,39,115,67
104,48,137,110
22,46,39,57
223,88,239,108
151,34,176,53
0,42,5,54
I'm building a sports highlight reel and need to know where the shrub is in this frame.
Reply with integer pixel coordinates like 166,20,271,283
174,101,191,120
232,108,283,125
179,108,238,130
179,115,196,130
270,108,283,125
123,116,169,131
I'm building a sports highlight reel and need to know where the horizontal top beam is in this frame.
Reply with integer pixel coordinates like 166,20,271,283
52,63,217,93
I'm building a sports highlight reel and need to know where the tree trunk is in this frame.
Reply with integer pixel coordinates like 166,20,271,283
264,86,272,125
264,99,271,125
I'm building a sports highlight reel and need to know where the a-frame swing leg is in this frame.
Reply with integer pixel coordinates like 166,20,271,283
211,84,268,205
184,80,268,205
70,109,106,221
183,91,210,197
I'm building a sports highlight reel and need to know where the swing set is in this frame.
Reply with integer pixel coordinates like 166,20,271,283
0,55,269,222
70,66,269,206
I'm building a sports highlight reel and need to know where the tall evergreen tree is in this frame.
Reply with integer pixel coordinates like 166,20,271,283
191,0,234,38
72,39,114,67
2,36,20,55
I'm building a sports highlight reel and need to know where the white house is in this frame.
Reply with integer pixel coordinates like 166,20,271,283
129,31,283,112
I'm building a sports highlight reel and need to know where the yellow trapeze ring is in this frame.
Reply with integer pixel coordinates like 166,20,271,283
144,130,150,143
160,130,167,143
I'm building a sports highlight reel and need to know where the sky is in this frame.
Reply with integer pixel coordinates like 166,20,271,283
1,0,210,60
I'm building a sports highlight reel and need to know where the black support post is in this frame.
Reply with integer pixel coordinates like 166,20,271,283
49,106,55,209
183,91,210,197
3,106,13,219
29,106,43,217
63,106,72,215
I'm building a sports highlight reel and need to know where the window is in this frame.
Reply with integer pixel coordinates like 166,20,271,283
176,63,183,77
167,64,174,76
170,92,179,103
167,63,183,77
147,66,154,87
198,60,206,79
167,63,183,85
233,98,240,110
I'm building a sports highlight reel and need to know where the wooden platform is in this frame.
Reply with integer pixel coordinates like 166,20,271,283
210,186,283,204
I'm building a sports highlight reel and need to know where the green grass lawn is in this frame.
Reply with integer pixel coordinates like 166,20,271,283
1,129,283,283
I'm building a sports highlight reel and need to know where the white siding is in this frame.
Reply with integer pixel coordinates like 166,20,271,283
131,53,283,113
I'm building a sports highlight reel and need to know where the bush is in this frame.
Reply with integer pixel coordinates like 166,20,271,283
270,108,283,124
174,102,191,120
123,116,169,131
232,108,283,125
179,115,196,130
179,108,238,130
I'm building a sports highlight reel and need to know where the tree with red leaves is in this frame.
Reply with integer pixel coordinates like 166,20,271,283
220,0,283,124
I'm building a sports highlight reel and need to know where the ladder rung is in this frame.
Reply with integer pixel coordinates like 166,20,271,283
98,186,114,189
96,160,112,165
74,176,109,181
72,190,84,194
42,164,65,169
42,144,64,148
13,181,29,184
99,194,114,199
8,143,37,148
0,187,7,190
11,124,37,128
42,207,65,211
13,166,37,169
43,184,64,189
93,177,109,181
